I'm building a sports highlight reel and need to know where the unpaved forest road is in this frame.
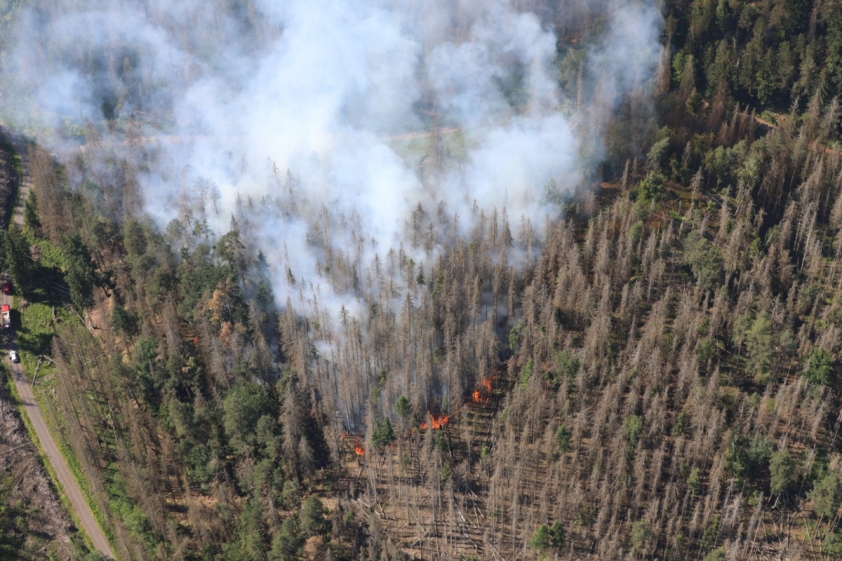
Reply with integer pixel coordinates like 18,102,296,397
2,135,115,559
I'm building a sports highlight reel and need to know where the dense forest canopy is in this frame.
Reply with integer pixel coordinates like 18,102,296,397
1,0,842,560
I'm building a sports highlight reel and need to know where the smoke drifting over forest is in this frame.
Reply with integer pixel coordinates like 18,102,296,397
4,0,661,317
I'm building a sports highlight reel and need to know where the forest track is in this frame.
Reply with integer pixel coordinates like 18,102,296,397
754,112,842,158
0,128,116,559
71,126,462,156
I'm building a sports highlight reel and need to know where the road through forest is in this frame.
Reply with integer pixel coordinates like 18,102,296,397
3,137,115,559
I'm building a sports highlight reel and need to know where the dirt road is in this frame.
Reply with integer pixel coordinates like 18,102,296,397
3,138,115,558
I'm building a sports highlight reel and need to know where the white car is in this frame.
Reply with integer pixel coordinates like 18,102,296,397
9,350,19,363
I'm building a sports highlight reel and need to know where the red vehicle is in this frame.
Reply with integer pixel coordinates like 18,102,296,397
1,281,10,295
1,305,9,329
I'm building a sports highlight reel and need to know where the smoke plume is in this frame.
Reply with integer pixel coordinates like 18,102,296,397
1,0,662,421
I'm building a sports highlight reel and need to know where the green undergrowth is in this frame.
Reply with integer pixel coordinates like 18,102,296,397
17,298,119,556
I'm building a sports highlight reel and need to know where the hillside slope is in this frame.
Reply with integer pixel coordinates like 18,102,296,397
4,0,842,560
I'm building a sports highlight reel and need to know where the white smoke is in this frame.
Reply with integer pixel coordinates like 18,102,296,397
1,0,663,324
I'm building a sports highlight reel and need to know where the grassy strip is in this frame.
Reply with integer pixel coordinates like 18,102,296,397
17,286,121,558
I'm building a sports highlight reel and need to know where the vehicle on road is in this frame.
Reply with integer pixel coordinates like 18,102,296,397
9,350,19,363
1,281,11,295
1,305,9,329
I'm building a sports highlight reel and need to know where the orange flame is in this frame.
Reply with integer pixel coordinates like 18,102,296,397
193,336,199,344
354,444,365,456
472,378,493,404
429,412,449,429
420,412,449,430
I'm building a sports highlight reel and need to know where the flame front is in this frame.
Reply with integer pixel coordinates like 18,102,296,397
473,378,493,403
419,412,449,430
429,413,449,429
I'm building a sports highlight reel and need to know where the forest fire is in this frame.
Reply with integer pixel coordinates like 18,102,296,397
342,433,365,456
0,0,754,557
419,412,449,430
430,413,449,429
473,378,493,403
